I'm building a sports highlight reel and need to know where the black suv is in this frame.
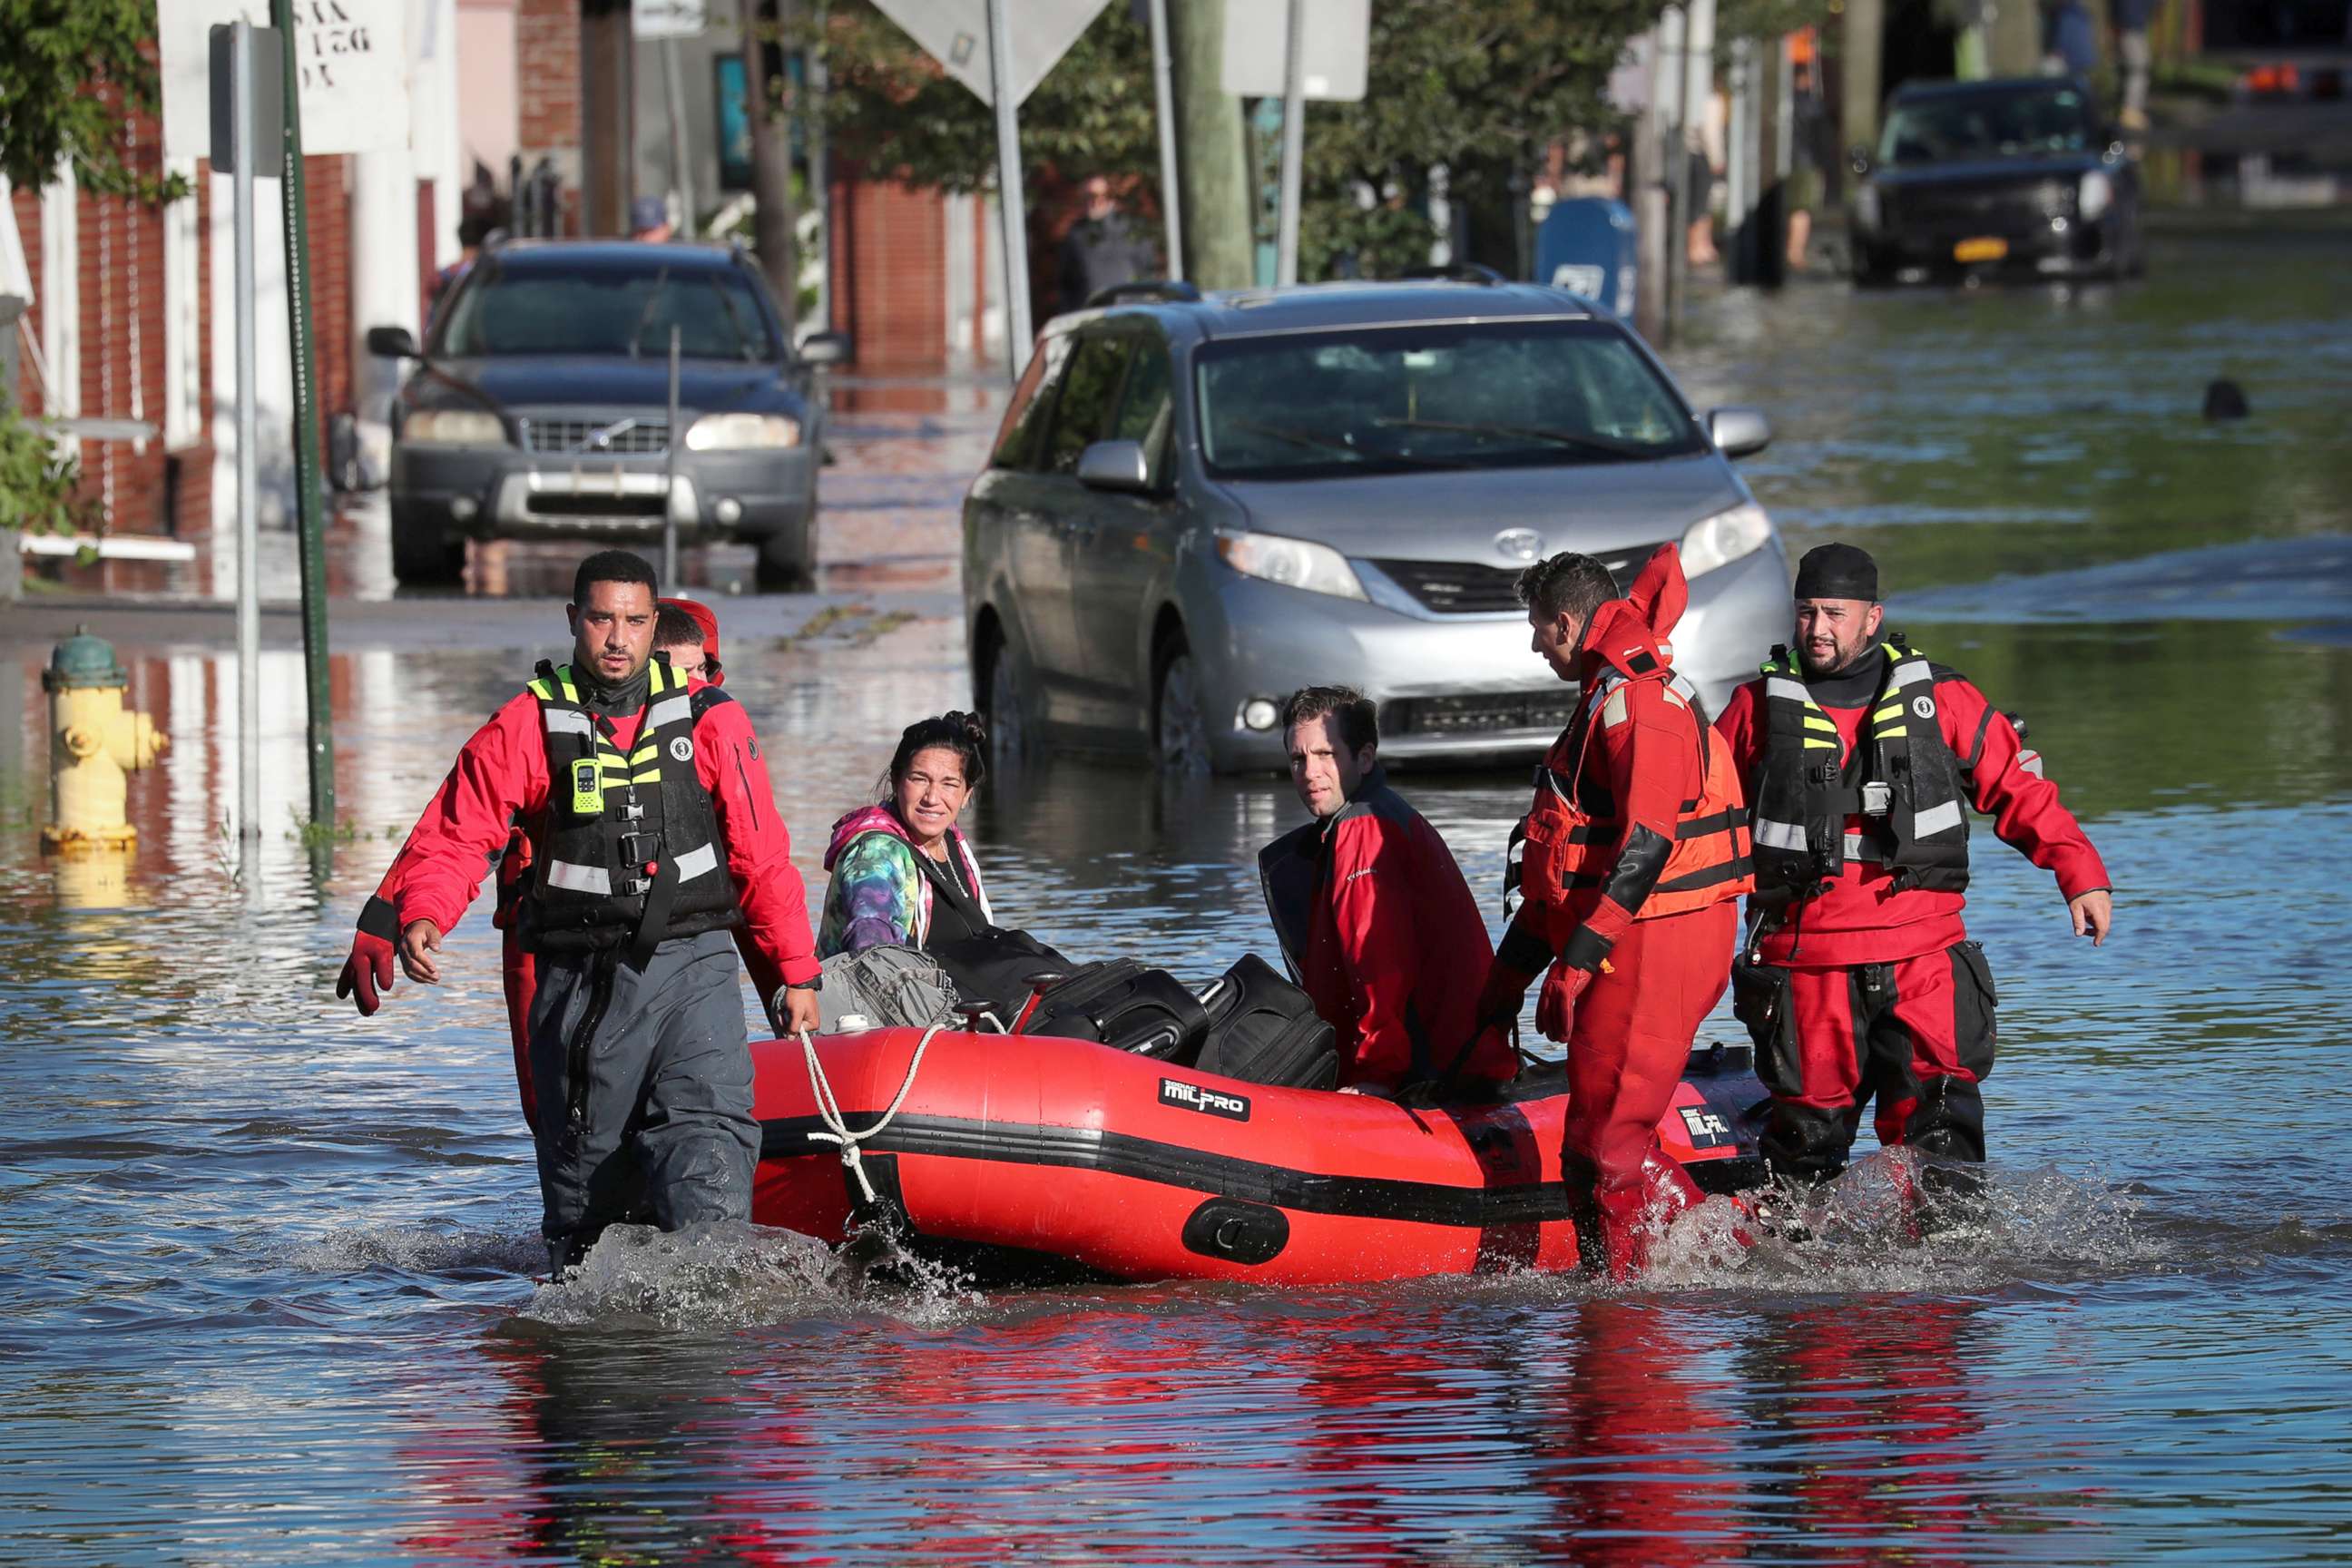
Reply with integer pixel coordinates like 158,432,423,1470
1848,77,2143,285
369,240,845,589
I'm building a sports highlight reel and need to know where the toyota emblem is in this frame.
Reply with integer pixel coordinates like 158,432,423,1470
1494,528,1544,563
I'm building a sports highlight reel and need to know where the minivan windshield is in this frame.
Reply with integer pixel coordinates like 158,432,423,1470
436,262,779,360
1194,319,1703,479
1877,84,2098,166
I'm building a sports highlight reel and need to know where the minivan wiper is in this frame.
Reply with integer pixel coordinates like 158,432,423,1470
1224,418,1470,471
1226,418,1367,460
1372,416,1651,460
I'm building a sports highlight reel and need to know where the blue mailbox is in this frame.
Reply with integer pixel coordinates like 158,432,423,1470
1534,197,1637,321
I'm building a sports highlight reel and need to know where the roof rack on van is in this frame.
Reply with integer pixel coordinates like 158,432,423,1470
1400,263,1507,285
1084,279,1205,309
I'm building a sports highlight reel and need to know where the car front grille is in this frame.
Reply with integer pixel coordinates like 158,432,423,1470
520,416,671,456
1890,180,2070,230
1369,539,1669,615
1383,691,1583,737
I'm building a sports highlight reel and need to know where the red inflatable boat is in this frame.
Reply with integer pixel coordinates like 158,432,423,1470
750,1028,1767,1284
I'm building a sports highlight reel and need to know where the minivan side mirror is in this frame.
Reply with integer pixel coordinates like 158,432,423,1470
798,330,851,367
1708,407,1771,458
1075,439,1152,493
367,324,422,360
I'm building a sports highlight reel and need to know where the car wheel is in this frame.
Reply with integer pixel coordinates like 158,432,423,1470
977,622,1033,758
1153,640,1211,776
754,525,814,593
1851,245,1893,289
390,505,464,587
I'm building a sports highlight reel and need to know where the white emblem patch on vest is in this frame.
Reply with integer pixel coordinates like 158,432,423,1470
670,736,695,762
1913,695,1936,720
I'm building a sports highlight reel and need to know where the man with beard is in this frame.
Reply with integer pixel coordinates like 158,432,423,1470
1713,543,2113,1191
337,551,820,1274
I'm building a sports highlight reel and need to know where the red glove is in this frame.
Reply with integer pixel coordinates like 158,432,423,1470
337,931,397,1015
1535,962,1596,1042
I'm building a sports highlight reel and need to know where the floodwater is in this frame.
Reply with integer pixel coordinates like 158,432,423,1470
5,229,2350,1563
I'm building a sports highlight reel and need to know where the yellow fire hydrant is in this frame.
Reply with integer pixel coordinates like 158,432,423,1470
43,627,167,850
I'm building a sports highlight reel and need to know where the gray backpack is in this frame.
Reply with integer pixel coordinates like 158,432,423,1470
817,944,964,1032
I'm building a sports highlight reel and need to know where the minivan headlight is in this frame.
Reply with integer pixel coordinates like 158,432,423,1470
1214,529,1367,601
2078,169,2113,220
402,408,507,446
1680,501,1773,578
1854,182,1882,231
685,412,801,450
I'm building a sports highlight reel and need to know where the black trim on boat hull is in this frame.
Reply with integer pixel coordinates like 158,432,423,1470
762,1111,1763,1226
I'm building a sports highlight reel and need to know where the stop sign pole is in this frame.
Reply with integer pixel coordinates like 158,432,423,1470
984,0,1031,377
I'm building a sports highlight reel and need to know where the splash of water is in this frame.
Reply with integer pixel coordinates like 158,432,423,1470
517,1220,984,1329
1642,1150,2155,1293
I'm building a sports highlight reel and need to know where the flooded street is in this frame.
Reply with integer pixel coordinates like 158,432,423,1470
5,230,2349,1563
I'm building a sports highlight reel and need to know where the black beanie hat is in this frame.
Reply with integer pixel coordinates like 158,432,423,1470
1793,543,1880,602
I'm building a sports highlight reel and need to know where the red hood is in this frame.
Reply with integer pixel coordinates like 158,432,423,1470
1580,544,1687,683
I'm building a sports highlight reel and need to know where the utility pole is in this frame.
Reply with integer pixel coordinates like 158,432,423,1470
1167,0,1252,289
1841,0,1886,162
745,0,801,314
581,0,635,233
1990,0,2042,77
1632,28,1669,344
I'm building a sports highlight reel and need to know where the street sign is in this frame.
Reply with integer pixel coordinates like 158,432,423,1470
208,23,285,175
634,0,710,40
867,0,1112,105
1220,0,1368,100
160,0,412,162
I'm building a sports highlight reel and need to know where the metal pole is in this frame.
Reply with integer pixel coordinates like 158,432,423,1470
232,20,261,846
1148,0,1184,278
270,0,334,830
664,324,681,588
663,36,697,238
984,0,1031,379
1275,0,1307,285
811,2,833,328
1665,3,1690,345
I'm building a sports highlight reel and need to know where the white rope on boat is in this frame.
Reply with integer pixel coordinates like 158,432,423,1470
799,1024,945,1206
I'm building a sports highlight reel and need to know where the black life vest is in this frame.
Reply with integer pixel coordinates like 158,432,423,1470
520,656,740,958
1749,636,1970,899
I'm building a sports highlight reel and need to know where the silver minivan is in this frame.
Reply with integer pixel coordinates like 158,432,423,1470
964,279,1788,772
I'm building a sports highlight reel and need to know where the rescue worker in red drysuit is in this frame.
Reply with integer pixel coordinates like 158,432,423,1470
1713,542,2113,1188
1473,546,1755,1279
335,553,820,1275
1257,685,1517,1096
348,596,732,1136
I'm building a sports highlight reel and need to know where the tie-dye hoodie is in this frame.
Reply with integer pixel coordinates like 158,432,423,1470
818,804,995,957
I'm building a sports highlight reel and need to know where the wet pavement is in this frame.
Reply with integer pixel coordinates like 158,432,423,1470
3,229,2349,1563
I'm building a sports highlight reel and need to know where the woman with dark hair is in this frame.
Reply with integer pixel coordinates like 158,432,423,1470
819,712,995,956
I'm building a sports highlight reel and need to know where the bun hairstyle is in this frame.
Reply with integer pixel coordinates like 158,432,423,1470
879,710,990,800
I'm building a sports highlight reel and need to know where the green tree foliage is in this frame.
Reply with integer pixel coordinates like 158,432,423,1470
0,407,94,535
814,2,1160,196
0,0,181,199
1298,0,1664,278
815,0,1667,279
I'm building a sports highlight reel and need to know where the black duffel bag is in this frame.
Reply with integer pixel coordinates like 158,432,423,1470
1194,954,1338,1091
928,926,1074,1024
1022,959,1212,1061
